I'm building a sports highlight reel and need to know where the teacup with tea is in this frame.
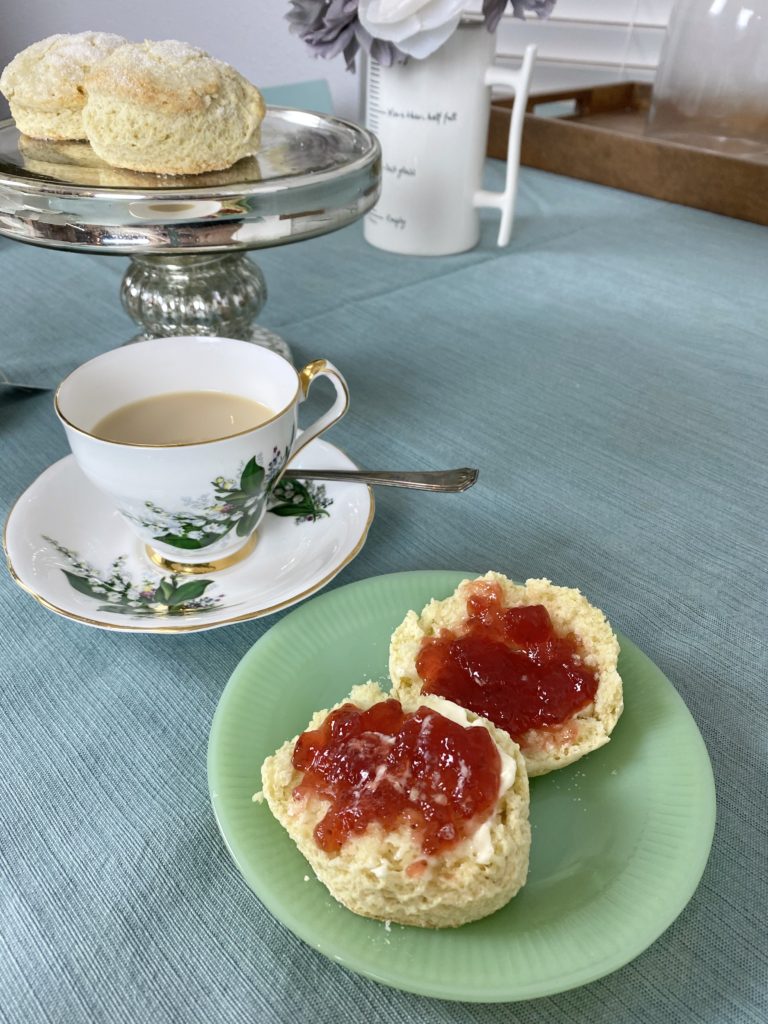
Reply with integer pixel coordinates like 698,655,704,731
55,337,349,572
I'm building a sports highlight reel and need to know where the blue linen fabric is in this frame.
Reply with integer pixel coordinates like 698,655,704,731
259,79,334,114
1,160,767,1024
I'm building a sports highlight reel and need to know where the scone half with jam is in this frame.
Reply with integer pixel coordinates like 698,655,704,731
389,573,623,778
257,682,530,929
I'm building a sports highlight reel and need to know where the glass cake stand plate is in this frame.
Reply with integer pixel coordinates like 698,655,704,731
0,109,381,355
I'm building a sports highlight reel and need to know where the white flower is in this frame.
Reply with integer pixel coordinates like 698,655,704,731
357,0,467,59
187,530,204,540
106,594,122,604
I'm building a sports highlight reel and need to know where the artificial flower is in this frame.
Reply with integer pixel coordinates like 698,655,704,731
287,0,407,69
286,0,557,66
357,0,468,59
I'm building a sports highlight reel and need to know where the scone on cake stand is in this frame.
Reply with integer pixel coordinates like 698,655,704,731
0,109,380,358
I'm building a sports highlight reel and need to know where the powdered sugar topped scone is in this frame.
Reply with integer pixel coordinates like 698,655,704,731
0,32,127,140
82,40,265,174
257,682,530,929
389,573,623,777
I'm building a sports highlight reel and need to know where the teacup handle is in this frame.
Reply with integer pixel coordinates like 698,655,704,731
474,44,538,248
289,359,350,461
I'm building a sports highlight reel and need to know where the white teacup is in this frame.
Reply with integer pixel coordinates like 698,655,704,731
55,337,349,572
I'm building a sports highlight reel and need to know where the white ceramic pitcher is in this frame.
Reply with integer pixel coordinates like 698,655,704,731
364,21,536,256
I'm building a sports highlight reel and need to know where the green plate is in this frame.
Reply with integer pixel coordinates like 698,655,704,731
208,571,716,1002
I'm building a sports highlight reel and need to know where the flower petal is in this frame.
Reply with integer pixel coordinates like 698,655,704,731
365,0,441,24
359,0,465,43
393,13,463,57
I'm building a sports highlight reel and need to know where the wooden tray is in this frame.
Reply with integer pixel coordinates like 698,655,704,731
488,82,768,226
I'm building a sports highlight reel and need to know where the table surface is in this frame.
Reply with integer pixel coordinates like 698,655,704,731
1,155,766,1024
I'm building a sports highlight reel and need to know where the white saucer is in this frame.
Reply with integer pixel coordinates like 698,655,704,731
4,438,374,633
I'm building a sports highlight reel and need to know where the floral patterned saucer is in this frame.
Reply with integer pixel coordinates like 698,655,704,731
3,438,374,633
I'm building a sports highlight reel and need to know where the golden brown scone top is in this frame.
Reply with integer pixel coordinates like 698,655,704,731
85,39,265,118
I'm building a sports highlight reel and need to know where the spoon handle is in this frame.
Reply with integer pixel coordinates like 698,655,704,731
281,467,478,492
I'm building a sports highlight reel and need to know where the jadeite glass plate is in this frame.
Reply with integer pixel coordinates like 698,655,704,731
208,570,716,1002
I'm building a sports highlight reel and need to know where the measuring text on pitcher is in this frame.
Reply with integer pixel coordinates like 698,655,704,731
384,163,417,179
384,108,459,125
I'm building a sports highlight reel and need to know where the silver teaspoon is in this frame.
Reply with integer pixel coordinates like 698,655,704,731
281,467,478,492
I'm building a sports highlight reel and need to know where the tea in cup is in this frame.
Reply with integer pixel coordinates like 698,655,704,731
55,337,349,572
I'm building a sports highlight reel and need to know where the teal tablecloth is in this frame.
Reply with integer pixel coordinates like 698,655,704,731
1,163,766,1024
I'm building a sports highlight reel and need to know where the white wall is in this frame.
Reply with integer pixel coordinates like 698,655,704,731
0,0,362,119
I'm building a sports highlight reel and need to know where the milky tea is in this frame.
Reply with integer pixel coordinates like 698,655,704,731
93,391,274,445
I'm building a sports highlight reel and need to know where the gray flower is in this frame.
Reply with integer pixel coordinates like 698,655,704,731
482,0,557,33
287,0,407,70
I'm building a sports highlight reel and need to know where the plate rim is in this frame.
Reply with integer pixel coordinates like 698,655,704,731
0,109,380,199
208,569,717,1002
3,443,374,634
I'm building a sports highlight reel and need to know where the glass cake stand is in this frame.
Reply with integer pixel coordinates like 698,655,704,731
0,109,381,359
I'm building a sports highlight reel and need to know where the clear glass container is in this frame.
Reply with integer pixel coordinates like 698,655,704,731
647,0,768,161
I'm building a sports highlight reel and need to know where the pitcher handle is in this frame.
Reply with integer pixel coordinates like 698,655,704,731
474,44,537,248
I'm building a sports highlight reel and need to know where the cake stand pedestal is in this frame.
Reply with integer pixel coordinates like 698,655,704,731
0,108,381,361
120,252,286,353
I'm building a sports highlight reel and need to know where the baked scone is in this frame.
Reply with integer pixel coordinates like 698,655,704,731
258,682,530,929
389,573,623,777
0,32,127,140
82,40,265,174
